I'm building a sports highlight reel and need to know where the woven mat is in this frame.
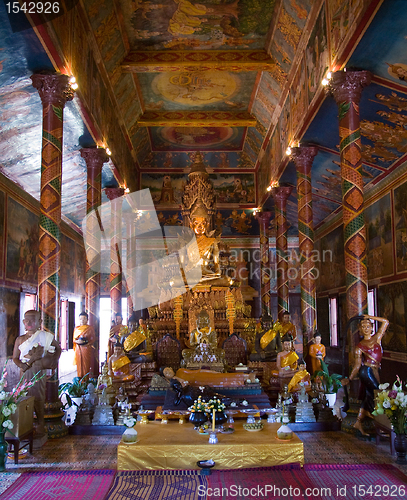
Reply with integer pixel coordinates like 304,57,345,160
0,470,115,500
105,470,207,500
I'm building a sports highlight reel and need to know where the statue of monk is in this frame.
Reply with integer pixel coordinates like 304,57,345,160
308,332,326,374
123,315,153,363
73,311,97,378
108,313,128,359
272,334,299,381
96,363,115,404
12,310,61,441
288,359,311,393
108,344,135,382
249,315,282,361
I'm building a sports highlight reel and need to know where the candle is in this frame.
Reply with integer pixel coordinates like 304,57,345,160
212,409,215,431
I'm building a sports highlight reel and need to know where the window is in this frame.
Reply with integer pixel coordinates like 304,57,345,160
368,288,376,317
329,297,338,347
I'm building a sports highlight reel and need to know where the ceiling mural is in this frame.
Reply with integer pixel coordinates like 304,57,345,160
121,0,277,51
142,151,254,169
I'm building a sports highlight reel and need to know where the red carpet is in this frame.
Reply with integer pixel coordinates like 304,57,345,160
0,470,115,500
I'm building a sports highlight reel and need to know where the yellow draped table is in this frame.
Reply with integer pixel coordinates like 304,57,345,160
117,421,304,470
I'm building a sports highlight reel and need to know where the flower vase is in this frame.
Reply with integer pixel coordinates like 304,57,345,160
214,411,227,427
189,412,207,428
122,427,138,444
0,431,7,472
394,434,407,464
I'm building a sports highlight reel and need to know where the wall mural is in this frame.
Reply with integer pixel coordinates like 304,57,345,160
141,151,254,169
0,190,4,279
315,224,345,292
365,193,393,280
378,282,407,353
61,234,76,295
141,172,256,206
290,57,308,139
0,288,20,358
6,197,39,285
394,179,407,273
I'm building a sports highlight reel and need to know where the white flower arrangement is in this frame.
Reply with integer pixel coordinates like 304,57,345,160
123,416,136,428
373,375,407,435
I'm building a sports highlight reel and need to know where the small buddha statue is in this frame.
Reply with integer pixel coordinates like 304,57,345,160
123,315,153,363
108,344,135,382
287,359,311,393
96,363,115,404
249,314,282,361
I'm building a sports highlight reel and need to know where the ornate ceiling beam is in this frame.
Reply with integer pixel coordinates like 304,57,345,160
122,50,275,73
137,111,257,127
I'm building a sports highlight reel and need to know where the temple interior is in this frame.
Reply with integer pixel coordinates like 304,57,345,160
1,0,407,486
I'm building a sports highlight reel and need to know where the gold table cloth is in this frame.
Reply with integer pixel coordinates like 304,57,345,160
117,421,304,470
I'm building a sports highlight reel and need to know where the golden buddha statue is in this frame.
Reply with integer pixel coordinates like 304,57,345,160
182,310,225,371
271,334,299,387
287,359,311,393
108,344,135,382
123,315,153,363
96,363,115,404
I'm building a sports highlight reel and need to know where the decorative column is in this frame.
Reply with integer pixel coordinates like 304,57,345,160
105,187,125,320
126,214,136,319
256,212,272,318
330,70,371,319
31,73,73,334
31,73,73,439
272,186,293,318
81,147,108,375
292,146,318,344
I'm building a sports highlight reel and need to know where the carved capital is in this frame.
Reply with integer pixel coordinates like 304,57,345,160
81,148,109,171
31,73,73,107
330,70,372,104
291,145,318,174
105,187,125,201
255,211,272,228
271,186,293,207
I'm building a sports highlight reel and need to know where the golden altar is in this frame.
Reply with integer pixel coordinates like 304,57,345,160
117,420,304,470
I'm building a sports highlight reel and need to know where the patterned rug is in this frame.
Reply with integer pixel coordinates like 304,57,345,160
304,464,407,500
105,470,207,500
0,470,115,500
0,473,21,495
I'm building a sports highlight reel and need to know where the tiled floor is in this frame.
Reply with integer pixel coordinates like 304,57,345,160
3,430,407,475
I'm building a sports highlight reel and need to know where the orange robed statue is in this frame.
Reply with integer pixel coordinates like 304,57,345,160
73,311,97,378
308,332,326,374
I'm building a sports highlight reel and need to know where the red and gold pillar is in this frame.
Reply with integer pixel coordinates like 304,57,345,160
105,187,125,320
126,214,135,319
272,186,293,318
81,147,108,375
31,73,73,334
256,211,272,318
330,70,371,319
292,146,318,343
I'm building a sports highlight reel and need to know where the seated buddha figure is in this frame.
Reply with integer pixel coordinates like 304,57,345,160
271,334,299,385
96,363,115,404
182,310,225,369
108,344,135,383
288,359,311,393
108,313,128,359
185,203,229,286
123,315,153,363
278,311,297,344
249,315,282,362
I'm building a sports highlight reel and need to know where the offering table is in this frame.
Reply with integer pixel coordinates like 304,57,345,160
117,420,304,470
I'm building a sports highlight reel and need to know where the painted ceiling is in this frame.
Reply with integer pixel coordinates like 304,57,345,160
0,0,406,236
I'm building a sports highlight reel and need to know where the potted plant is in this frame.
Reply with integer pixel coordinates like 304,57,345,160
313,360,342,407
58,374,91,409
188,396,208,428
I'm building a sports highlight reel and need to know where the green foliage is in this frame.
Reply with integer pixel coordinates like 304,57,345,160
312,359,342,394
58,374,94,407
338,102,351,121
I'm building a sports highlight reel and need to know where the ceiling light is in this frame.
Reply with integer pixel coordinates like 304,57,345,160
69,76,76,84
266,186,272,192
327,71,332,79
286,147,292,155
124,187,130,194
321,78,329,86
106,147,112,156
